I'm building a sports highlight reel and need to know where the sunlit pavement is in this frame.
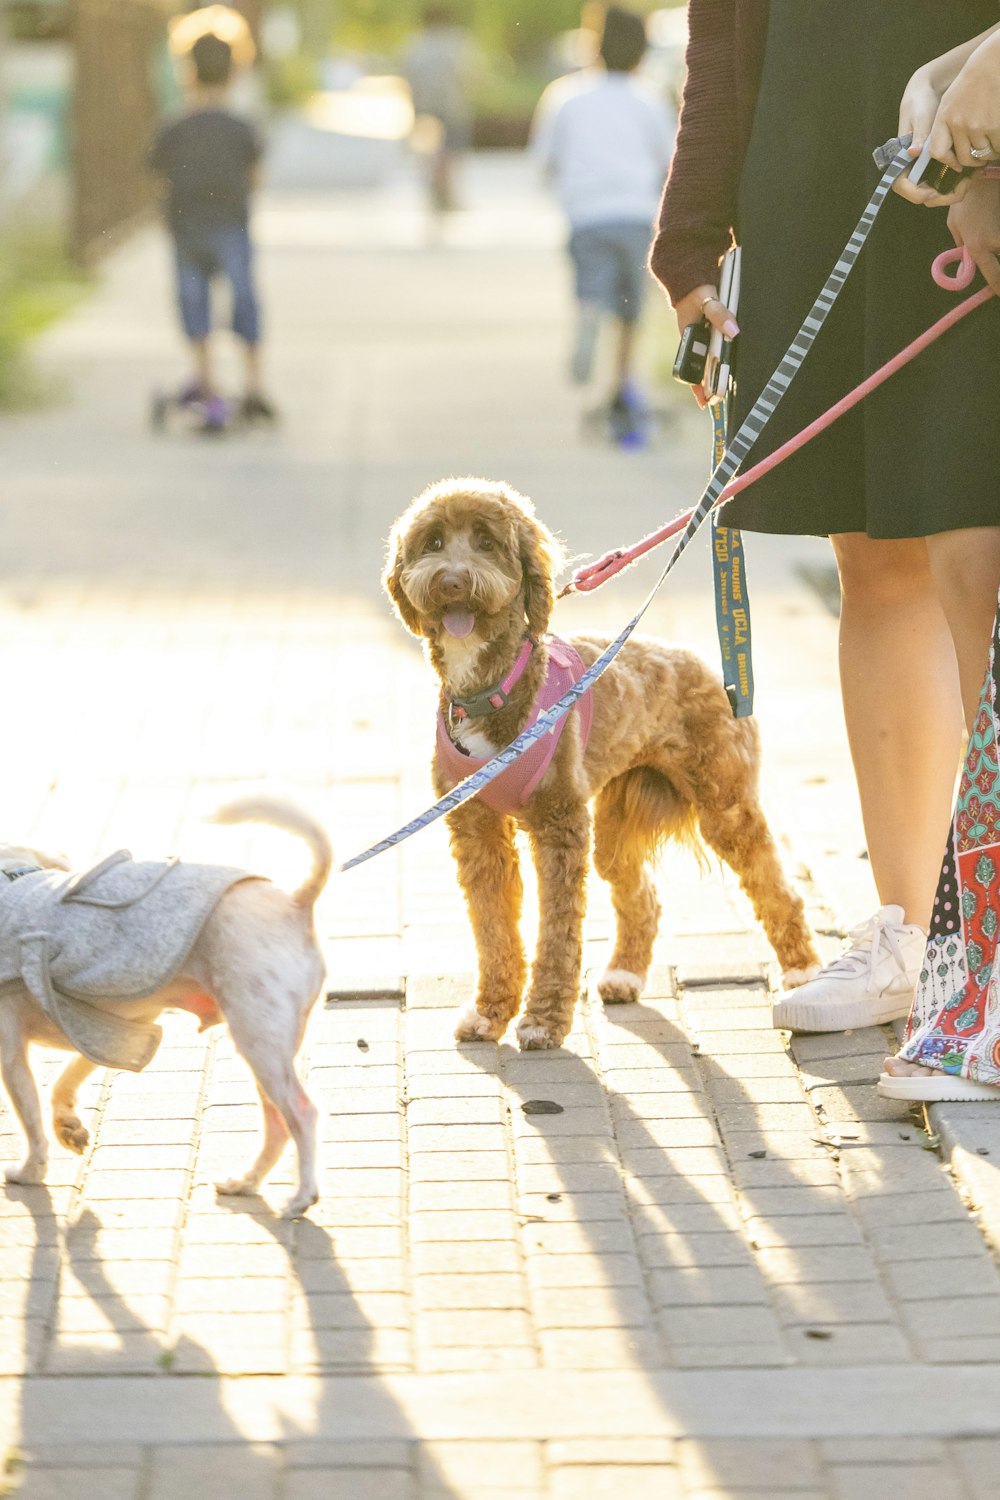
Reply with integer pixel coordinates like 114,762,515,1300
0,145,997,1498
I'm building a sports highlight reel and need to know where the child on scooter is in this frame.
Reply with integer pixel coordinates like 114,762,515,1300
150,26,276,431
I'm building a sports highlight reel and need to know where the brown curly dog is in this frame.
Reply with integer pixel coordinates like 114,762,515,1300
384,477,820,1050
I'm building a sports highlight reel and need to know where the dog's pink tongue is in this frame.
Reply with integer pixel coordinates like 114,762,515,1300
442,611,476,639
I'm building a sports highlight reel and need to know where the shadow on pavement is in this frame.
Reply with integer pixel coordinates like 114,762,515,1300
6,1191,463,1496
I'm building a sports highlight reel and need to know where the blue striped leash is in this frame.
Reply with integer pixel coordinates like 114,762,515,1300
340,147,911,873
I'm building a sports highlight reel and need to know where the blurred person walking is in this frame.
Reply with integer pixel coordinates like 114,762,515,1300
653,0,1000,1033
533,6,675,443
403,4,476,213
150,22,275,432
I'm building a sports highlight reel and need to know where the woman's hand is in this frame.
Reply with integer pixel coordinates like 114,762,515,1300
929,30,1000,170
673,282,739,409
895,65,957,205
948,175,1000,295
894,26,1000,205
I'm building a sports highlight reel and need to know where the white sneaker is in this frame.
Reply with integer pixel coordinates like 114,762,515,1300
772,905,926,1033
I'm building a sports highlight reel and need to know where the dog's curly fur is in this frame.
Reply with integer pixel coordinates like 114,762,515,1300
385,478,820,1050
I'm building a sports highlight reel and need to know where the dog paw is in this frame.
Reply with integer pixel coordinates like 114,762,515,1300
53,1114,89,1155
781,964,822,991
454,1004,505,1043
516,1018,562,1051
215,1175,257,1199
5,1159,47,1186
282,1188,319,1220
598,968,643,1004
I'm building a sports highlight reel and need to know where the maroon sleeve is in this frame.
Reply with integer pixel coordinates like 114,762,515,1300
649,0,741,306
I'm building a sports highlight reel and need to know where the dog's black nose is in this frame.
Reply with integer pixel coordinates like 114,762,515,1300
437,570,468,599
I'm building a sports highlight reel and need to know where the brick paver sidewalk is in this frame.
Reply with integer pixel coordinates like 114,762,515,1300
0,150,997,1498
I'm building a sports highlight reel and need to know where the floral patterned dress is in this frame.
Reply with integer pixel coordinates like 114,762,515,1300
900,599,1000,1085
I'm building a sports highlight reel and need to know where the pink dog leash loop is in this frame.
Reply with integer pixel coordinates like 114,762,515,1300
931,244,976,290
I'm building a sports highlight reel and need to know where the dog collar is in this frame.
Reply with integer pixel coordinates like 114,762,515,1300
448,636,535,724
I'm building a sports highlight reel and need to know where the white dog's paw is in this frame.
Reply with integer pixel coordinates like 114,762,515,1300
5,1158,47,1186
781,964,822,991
53,1113,89,1155
516,1018,562,1051
215,1175,258,1199
598,968,644,1004
454,1004,503,1043
282,1188,319,1220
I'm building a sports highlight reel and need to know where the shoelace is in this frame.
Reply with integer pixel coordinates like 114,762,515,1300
822,910,911,995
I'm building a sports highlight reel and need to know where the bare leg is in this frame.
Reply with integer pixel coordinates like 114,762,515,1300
831,533,964,930
243,341,262,399
927,526,1000,727
613,319,637,395
51,1055,98,1155
432,146,457,211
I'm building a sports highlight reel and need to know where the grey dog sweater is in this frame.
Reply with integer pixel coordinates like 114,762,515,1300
0,851,259,1071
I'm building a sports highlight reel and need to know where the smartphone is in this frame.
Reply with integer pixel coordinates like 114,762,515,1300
672,319,710,385
706,246,741,404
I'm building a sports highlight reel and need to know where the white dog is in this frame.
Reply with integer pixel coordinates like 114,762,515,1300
0,798,332,1218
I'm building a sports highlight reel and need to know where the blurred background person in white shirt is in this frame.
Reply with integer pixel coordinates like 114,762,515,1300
533,6,675,442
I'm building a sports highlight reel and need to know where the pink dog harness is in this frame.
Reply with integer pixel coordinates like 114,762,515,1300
436,635,593,816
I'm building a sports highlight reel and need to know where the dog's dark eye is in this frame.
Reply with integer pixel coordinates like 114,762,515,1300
424,534,443,553
476,534,495,552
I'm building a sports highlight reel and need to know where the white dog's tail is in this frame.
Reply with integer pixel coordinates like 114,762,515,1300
209,796,334,910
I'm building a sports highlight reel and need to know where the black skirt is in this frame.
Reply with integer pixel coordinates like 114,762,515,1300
724,0,1000,539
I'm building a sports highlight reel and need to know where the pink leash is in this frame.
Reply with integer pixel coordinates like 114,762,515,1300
564,248,993,597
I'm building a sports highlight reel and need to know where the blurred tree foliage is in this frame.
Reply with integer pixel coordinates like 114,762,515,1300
334,0,586,62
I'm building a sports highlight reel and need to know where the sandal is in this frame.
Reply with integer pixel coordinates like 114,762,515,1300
877,1071,1000,1102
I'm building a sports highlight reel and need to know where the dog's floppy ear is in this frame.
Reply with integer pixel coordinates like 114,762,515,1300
517,510,558,639
382,527,425,638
